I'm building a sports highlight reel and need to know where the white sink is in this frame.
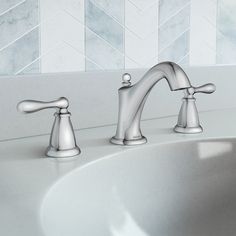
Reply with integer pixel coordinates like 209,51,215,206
41,139,236,236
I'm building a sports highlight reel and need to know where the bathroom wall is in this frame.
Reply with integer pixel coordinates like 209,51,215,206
0,0,236,76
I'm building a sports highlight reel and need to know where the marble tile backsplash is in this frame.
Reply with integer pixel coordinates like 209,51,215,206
217,0,236,64
85,0,124,70
0,0,235,76
0,0,39,75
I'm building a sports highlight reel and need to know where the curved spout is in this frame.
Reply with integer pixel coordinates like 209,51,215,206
111,62,191,146
131,61,191,101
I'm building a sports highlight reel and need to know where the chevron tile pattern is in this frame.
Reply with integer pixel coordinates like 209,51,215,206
39,0,85,73
0,0,236,76
125,0,159,68
85,0,124,70
158,0,190,65
189,0,217,65
0,0,39,75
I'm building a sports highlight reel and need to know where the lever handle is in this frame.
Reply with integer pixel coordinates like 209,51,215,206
17,97,69,114
187,83,216,96
193,83,216,94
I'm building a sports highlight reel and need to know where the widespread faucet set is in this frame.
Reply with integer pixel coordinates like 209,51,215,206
17,62,216,158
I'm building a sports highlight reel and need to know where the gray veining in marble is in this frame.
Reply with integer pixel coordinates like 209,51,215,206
159,0,190,24
85,60,102,71
0,0,39,50
0,0,39,75
85,0,124,52
0,0,24,15
0,28,40,75
89,0,124,24
217,0,236,64
159,5,190,52
19,58,40,74
85,29,124,70
179,54,189,65
158,31,189,64
2,0,236,76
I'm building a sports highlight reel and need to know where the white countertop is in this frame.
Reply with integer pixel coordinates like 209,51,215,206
0,108,236,236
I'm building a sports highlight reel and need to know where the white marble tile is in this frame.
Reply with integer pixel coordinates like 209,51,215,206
4,0,235,75
125,56,141,69
85,30,124,70
39,42,85,73
0,0,39,50
40,11,84,55
217,33,236,64
219,0,236,15
125,0,158,68
59,0,84,21
159,0,190,24
125,29,158,68
158,5,190,52
190,0,217,65
85,60,102,71
0,28,39,75
0,0,39,75
127,0,157,12
40,0,85,73
86,0,124,52
178,54,189,65
125,0,158,38
89,0,124,24
158,31,189,63
40,0,84,23
0,0,24,15
217,0,236,64
19,59,40,74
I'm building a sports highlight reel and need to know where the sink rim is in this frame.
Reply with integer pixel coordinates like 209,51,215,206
40,136,236,236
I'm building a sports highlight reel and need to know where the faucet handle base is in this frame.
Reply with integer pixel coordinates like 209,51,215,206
46,146,81,158
110,136,147,146
110,137,125,145
174,125,203,134
124,136,147,146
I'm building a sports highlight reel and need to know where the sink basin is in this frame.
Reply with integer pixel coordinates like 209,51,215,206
41,139,236,236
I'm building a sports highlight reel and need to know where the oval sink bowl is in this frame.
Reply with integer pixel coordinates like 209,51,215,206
41,139,236,236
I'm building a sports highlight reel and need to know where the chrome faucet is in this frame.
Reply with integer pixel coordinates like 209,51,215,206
110,62,191,146
174,83,216,134
17,97,81,158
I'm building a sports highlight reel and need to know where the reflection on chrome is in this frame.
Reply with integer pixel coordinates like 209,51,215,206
198,142,233,159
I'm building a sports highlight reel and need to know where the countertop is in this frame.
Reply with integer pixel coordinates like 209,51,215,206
0,108,236,236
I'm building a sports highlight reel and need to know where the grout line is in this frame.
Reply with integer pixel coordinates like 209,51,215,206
14,42,63,75
64,9,142,67
0,10,64,53
177,52,190,64
127,0,159,13
158,28,190,54
62,41,105,70
82,0,160,41
0,0,26,17
0,24,39,52
15,40,105,74
158,1,191,28
77,0,143,40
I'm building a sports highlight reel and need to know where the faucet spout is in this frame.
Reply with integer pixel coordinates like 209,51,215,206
110,62,191,146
